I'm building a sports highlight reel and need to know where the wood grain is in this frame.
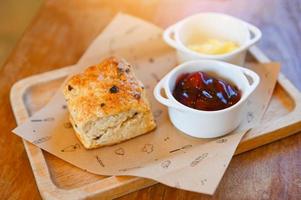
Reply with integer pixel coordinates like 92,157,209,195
1,0,301,199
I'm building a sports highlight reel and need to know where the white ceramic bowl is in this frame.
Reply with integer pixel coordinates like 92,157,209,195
163,12,262,65
153,60,260,138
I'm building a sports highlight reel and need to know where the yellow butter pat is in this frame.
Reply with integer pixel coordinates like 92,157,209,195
187,39,239,55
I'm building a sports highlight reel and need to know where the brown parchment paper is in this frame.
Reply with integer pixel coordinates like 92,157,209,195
13,13,280,195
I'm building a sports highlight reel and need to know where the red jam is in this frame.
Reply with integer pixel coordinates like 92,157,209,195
173,71,241,111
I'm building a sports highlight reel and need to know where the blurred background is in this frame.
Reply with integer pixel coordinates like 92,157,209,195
0,0,42,67
0,0,300,90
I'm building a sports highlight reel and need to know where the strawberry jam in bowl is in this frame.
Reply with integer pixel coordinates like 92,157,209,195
173,71,241,111
153,60,260,138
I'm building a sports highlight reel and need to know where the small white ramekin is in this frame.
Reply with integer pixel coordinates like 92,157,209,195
153,60,260,138
163,12,262,65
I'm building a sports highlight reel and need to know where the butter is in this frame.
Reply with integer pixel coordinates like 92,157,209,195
187,39,239,55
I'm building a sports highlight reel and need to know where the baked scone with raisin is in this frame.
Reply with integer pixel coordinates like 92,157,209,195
63,57,156,149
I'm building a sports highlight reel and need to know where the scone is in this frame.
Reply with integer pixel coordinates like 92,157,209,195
63,57,156,149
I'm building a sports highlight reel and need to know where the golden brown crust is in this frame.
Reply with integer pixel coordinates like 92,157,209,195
63,57,150,126
63,57,156,149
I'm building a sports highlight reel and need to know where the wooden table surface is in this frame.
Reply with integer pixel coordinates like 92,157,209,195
1,0,300,199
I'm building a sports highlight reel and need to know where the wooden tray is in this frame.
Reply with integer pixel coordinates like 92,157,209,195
10,46,301,199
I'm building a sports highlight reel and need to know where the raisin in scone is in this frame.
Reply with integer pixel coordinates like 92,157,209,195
63,57,156,149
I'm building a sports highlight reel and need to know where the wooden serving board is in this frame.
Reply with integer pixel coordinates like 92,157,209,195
10,46,301,200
